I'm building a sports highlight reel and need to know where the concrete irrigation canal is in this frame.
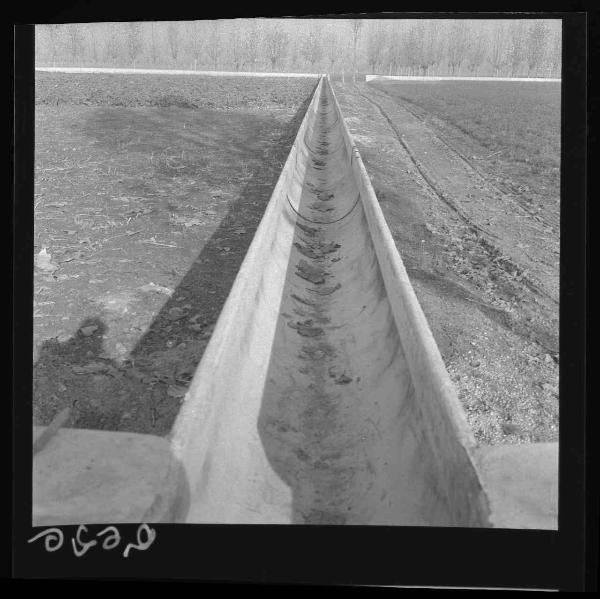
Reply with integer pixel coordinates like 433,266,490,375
33,76,558,529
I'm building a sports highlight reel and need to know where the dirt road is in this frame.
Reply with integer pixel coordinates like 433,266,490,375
333,82,559,445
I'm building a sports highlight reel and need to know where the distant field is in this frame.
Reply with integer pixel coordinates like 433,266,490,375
369,80,561,221
35,71,316,111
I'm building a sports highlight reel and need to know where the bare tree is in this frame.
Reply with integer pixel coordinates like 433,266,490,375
507,21,527,76
350,19,363,78
413,22,432,75
382,27,397,74
384,23,404,75
325,24,340,74
264,24,288,71
229,21,245,71
126,22,143,67
366,23,386,73
447,21,469,75
80,24,98,64
45,24,62,66
186,21,203,70
421,22,444,76
490,23,508,76
240,21,258,71
148,22,158,65
167,22,180,64
66,23,84,63
206,21,220,70
36,18,563,78
403,23,423,75
382,39,395,75
466,29,487,74
373,24,390,75
104,27,122,64
548,26,562,77
301,24,323,71
526,21,549,75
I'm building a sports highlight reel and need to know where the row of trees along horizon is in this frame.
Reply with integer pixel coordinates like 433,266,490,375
36,19,562,78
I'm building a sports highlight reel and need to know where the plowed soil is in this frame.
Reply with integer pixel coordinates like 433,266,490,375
34,73,315,435
334,81,559,445
34,73,559,447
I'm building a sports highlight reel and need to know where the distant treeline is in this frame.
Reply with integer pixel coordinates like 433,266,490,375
35,18,562,78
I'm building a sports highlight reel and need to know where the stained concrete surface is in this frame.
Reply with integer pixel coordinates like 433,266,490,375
33,426,187,526
476,442,558,530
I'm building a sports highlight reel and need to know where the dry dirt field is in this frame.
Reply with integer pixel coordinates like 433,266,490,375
34,73,559,446
334,80,559,445
34,73,316,435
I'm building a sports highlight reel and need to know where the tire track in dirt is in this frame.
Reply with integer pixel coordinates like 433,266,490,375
380,91,559,235
333,83,559,444
372,89,492,184
355,87,558,308
356,89,498,240
332,83,559,444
